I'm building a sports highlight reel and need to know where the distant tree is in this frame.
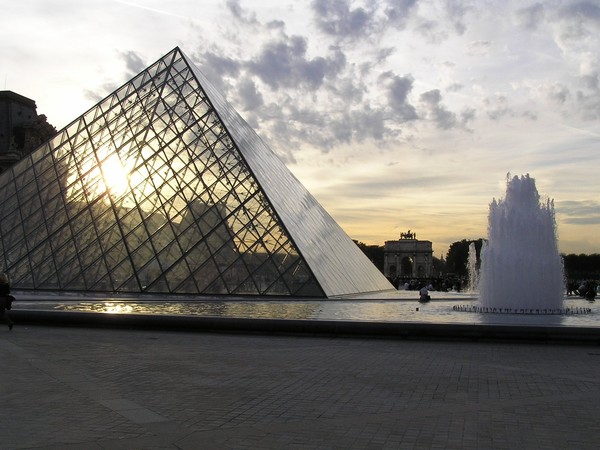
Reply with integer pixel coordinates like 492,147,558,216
445,238,485,278
28,114,57,150
562,253,600,280
431,255,446,277
445,240,469,277
354,240,384,272
13,113,57,155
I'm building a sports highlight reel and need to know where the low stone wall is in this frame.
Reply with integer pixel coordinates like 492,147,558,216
10,310,600,344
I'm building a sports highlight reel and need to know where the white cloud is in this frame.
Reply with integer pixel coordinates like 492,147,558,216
2,0,600,256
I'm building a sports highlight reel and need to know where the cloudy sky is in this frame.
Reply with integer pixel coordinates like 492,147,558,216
2,0,600,258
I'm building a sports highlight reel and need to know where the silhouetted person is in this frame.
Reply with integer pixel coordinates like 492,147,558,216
419,285,431,302
584,281,597,300
566,280,578,296
0,274,14,330
454,280,462,292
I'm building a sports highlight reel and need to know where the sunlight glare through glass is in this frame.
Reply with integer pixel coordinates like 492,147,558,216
101,155,129,196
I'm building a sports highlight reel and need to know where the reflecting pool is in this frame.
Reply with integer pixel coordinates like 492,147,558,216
13,290,600,328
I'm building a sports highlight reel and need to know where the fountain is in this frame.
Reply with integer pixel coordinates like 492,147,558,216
466,242,480,293
477,174,565,313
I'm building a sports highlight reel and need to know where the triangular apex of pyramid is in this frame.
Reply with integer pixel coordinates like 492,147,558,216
0,47,393,298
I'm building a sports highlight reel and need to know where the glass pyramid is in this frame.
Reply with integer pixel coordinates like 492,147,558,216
0,47,393,297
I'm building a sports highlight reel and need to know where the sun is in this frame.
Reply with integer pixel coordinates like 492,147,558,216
101,155,130,196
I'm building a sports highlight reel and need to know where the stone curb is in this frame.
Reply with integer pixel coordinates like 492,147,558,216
10,309,600,344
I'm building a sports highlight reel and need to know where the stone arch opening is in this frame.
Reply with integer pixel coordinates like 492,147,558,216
401,256,413,277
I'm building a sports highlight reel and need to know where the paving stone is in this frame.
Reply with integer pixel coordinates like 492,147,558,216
2,325,600,449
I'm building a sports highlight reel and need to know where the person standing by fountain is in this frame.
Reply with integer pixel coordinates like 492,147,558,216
581,281,597,300
0,274,14,330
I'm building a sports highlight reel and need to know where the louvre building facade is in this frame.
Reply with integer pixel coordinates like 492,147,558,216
0,48,392,297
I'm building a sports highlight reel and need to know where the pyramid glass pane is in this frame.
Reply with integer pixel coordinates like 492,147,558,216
0,47,393,297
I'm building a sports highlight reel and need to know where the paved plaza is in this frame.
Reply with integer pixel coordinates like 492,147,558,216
2,323,600,449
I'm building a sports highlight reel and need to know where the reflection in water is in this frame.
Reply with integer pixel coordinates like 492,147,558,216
56,301,325,320
102,303,134,314
15,292,600,328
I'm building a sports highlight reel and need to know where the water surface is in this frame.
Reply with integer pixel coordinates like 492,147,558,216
13,290,599,327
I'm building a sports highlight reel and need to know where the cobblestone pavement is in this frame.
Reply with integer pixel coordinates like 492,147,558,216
2,324,600,449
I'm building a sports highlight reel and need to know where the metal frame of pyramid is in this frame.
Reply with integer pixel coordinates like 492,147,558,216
0,47,393,297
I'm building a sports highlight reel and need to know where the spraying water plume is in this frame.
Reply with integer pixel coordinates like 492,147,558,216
478,174,565,311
